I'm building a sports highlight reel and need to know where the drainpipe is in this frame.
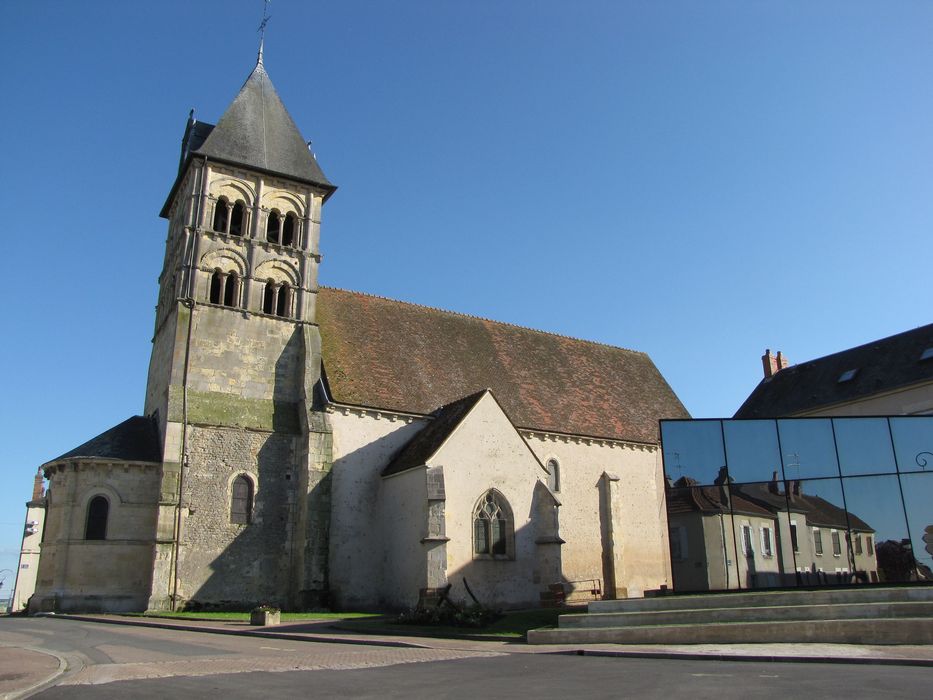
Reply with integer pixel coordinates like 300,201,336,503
170,158,205,610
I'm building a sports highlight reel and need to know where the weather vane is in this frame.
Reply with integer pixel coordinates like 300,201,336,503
257,0,272,63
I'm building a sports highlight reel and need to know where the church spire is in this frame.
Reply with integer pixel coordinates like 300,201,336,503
257,0,271,68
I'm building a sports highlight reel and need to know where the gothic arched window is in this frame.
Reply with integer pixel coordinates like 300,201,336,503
266,210,281,243
282,212,298,247
546,458,561,493
213,197,230,233
473,490,513,559
230,200,247,236
231,475,253,524
85,495,109,540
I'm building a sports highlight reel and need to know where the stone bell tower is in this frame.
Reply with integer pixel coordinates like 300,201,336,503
144,49,337,610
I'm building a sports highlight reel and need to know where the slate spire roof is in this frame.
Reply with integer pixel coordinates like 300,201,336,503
163,57,335,217
193,58,334,190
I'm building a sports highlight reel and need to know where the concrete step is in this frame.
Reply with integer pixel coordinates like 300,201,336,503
587,586,933,615
559,601,933,629
527,617,933,646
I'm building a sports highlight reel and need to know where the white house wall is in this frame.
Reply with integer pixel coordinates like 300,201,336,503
524,435,670,597
327,409,426,609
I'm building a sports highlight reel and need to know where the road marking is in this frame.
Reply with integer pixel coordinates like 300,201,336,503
260,646,296,651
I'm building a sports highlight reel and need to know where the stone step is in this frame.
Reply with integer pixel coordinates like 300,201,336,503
527,617,933,646
588,586,933,614
559,601,933,629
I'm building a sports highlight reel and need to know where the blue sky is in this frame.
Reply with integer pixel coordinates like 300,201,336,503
1,1,931,587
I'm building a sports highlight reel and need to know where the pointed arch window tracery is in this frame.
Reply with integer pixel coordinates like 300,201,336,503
473,490,514,559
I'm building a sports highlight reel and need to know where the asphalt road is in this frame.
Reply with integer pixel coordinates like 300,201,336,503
2,617,931,699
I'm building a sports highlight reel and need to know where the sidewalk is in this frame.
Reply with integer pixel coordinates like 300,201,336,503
53,613,933,666
0,645,65,700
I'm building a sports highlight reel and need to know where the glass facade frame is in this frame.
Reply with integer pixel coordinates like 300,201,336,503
661,416,933,592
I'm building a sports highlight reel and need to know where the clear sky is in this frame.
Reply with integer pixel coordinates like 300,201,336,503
1,1,931,585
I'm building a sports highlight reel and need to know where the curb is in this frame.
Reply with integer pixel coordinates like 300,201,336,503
552,648,933,667
1,645,69,700
51,614,431,649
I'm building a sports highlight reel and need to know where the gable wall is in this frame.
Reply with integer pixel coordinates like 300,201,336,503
524,436,670,598
436,395,547,608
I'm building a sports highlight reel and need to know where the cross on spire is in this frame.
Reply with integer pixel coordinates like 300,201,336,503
257,0,272,65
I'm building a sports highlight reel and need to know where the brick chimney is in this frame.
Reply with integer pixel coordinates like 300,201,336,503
762,349,790,378
31,468,45,502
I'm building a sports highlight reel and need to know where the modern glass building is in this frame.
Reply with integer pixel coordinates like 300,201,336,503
661,417,933,592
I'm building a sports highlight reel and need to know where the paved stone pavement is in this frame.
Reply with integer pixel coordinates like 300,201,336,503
3,613,933,698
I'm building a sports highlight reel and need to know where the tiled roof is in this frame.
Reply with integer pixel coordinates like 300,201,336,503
382,390,489,477
317,287,689,443
667,478,773,518
46,416,161,465
735,324,933,418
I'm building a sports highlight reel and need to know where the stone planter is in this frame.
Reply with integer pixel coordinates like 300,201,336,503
250,609,281,626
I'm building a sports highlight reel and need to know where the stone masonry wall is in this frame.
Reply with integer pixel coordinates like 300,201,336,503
175,425,299,608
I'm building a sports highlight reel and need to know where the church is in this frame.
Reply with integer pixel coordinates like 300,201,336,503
28,52,688,613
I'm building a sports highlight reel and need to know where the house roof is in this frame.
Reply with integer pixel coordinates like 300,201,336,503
671,478,875,532
667,478,773,518
45,416,161,466
382,390,489,477
735,324,933,418
316,287,690,443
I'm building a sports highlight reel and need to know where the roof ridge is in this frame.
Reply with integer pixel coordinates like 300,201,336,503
319,285,647,356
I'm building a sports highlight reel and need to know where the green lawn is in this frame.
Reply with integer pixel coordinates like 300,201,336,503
336,607,579,639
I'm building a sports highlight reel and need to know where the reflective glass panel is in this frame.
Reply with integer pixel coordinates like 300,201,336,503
833,418,897,476
729,481,798,589
777,418,840,480
890,416,933,474
899,472,933,580
666,484,735,592
661,420,726,486
789,479,850,586
722,420,781,485
841,475,911,583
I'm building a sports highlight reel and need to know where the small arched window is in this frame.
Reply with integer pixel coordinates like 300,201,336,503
276,285,291,317
230,200,247,236
209,269,223,304
263,280,276,314
85,495,109,540
266,210,281,243
473,490,513,558
213,197,230,233
262,280,292,318
231,475,253,524
223,272,239,307
546,458,561,493
282,212,298,247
